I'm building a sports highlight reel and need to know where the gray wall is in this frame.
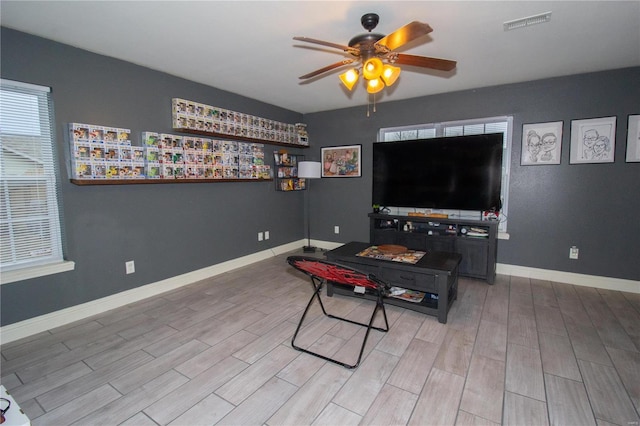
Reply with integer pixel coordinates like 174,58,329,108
2,27,638,327
1,28,305,326
304,67,640,281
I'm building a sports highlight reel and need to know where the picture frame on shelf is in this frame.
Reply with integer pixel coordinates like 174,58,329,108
570,116,616,164
625,114,640,162
521,121,563,165
321,144,362,177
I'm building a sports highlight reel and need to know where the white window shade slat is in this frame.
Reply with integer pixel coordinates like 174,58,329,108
443,125,464,137
417,128,437,139
0,79,63,271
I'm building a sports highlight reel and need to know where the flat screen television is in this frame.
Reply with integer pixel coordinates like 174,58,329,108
372,133,503,211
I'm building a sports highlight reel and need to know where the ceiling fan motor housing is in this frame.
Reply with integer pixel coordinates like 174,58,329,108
351,13,384,60
348,32,385,60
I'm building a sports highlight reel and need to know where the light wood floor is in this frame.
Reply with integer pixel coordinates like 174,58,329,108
1,249,639,426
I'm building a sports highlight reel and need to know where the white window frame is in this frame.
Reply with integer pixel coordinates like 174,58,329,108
378,116,512,235
1,79,74,284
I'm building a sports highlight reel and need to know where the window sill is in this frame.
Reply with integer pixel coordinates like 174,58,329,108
0,260,75,285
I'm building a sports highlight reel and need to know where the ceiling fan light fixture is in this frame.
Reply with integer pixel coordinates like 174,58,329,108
363,58,384,80
381,64,401,86
366,78,384,94
294,13,456,115
339,68,360,91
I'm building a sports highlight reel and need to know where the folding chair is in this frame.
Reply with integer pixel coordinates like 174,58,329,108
287,256,390,369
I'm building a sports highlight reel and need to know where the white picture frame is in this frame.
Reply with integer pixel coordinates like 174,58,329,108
321,144,362,177
521,121,563,165
570,116,616,164
625,114,640,162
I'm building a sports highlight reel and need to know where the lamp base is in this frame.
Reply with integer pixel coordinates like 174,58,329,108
303,245,317,253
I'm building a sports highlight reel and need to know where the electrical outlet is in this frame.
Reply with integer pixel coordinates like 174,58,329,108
265,231,270,240
569,246,579,259
258,232,264,241
125,260,135,274
334,226,340,234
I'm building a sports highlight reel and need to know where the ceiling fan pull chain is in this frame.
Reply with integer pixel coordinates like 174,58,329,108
366,94,378,117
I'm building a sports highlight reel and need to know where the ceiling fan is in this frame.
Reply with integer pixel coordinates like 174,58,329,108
293,13,457,95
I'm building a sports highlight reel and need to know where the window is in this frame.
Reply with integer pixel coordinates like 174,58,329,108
1,79,69,281
379,116,513,233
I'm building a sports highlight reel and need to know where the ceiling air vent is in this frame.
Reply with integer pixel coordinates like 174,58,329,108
504,11,552,31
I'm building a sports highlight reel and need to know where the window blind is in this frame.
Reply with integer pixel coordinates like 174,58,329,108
0,79,64,271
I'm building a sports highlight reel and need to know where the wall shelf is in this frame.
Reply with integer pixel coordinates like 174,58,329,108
70,178,272,186
274,152,306,191
174,127,309,149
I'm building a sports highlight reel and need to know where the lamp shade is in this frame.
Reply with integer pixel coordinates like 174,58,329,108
298,161,322,179
381,64,401,86
339,68,359,91
363,58,384,80
366,78,384,94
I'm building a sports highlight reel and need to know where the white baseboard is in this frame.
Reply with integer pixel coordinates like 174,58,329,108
497,263,640,293
2,241,637,345
0,241,303,345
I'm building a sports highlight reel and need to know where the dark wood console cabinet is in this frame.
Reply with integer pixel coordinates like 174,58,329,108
369,213,498,284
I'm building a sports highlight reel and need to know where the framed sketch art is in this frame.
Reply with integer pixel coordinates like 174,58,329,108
521,121,563,165
321,144,362,177
570,116,616,164
625,114,640,162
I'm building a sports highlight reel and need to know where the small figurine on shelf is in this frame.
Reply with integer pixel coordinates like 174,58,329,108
295,123,309,145
71,124,89,141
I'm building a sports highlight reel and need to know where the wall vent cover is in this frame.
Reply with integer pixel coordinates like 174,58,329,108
504,11,552,31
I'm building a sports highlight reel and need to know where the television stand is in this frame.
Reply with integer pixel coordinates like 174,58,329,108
369,213,498,284
325,241,461,323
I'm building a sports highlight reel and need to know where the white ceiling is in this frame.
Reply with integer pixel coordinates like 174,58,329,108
2,1,639,114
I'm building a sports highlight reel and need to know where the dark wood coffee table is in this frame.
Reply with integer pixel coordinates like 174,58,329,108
325,241,462,323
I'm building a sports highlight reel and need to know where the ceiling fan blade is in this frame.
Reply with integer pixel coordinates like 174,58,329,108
393,53,456,71
299,59,356,79
293,37,360,55
376,21,433,51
